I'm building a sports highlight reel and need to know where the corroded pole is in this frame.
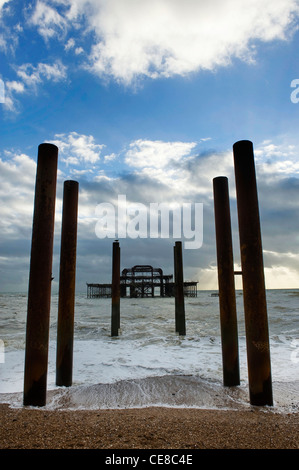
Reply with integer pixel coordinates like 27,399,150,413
23,143,58,406
213,176,240,386
56,180,79,387
233,140,273,406
174,241,186,336
111,240,120,336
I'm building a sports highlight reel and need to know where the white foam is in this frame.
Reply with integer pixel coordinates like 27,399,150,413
0,291,298,413
2,376,298,414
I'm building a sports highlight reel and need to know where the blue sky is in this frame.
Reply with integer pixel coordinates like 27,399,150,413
1,0,299,292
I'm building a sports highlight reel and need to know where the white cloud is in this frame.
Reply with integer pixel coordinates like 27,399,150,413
0,0,18,52
64,37,75,51
125,139,197,169
255,139,299,178
2,0,296,87
16,61,67,87
0,0,11,14
4,60,67,112
0,35,6,50
49,132,105,165
6,80,25,93
104,153,117,163
54,0,299,84
264,250,299,288
0,152,36,237
1,135,299,290
28,0,68,40
75,46,84,55
124,139,198,192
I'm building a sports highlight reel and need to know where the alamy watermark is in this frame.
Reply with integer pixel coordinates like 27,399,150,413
290,79,299,103
0,79,5,104
95,195,203,249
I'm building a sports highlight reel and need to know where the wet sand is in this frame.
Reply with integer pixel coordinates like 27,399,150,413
0,404,298,449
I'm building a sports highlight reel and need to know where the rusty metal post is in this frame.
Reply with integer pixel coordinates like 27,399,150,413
173,245,178,320
174,241,186,336
233,140,273,406
23,143,58,406
111,240,120,336
213,176,240,386
56,180,79,387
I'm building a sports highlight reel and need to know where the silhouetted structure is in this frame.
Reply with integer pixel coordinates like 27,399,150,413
233,140,273,406
87,265,197,298
24,143,58,407
213,176,240,386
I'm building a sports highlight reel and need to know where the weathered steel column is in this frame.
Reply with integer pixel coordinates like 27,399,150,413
56,180,79,387
23,143,58,406
233,140,273,406
174,241,186,336
213,176,240,386
111,240,120,336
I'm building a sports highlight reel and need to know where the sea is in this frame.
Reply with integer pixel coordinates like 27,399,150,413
0,289,298,413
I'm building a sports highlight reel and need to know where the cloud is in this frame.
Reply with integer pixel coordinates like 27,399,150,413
1,135,299,291
255,139,299,179
2,0,299,88
3,60,67,112
0,0,11,15
0,0,19,53
64,37,84,54
6,80,25,93
64,37,75,51
28,0,68,41
16,61,67,87
104,153,117,163
49,132,105,166
125,139,197,169
0,152,36,239
55,0,299,84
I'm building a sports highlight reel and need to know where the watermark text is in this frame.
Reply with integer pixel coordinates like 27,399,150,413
290,79,299,103
95,195,203,249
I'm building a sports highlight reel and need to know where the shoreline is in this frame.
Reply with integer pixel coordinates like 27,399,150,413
0,404,298,449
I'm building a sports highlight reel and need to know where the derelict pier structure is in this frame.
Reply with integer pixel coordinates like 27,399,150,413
87,264,197,298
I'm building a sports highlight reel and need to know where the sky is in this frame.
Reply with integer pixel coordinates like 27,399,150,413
0,0,299,293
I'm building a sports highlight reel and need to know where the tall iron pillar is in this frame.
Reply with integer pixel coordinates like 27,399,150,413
213,176,240,386
174,241,186,336
56,180,79,387
233,140,273,406
23,143,58,406
111,240,120,336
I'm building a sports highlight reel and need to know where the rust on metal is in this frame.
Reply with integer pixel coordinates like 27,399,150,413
56,180,79,387
213,176,240,386
174,241,186,336
233,140,273,406
23,143,58,407
87,265,197,298
111,240,120,336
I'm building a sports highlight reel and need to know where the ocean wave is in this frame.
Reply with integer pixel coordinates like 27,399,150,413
1,376,298,414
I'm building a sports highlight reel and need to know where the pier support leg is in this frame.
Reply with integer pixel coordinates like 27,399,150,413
23,143,58,406
213,176,240,386
56,180,79,387
111,241,120,336
174,241,186,336
233,140,273,406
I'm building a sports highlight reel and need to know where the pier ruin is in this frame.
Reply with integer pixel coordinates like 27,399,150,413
86,264,198,298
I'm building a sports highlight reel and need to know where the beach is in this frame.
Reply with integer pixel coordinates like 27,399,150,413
1,404,298,449
1,292,298,450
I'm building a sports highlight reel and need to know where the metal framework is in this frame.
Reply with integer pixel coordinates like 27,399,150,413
87,265,197,298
